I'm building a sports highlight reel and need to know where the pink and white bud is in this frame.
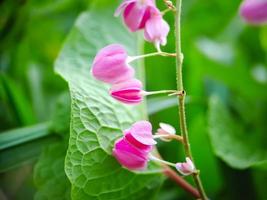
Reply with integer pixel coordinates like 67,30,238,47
175,157,196,176
239,0,267,25
156,123,176,142
110,79,143,104
144,14,170,50
115,0,158,32
113,121,156,170
92,44,134,84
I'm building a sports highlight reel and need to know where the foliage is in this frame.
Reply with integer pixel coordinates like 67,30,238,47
0,0,267,199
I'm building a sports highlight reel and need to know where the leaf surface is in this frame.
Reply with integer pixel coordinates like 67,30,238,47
208,95,267,169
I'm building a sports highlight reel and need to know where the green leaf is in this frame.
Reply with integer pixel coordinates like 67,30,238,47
208,95,267,169
253,169,267,200
55,1,163,199
34,142,71,200
0,74,35,125
50,91,71,136
0,122,50,150
0,136,57,173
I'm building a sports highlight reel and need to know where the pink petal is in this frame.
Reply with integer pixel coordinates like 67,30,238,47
110,79,143,104
113,137,148,170
114,0,136,16
124,131,152,152
144,15,170,45
92,44,135,84
138,5,155,28
130,121,157,145
240,0,267,24
110,78,143,91
123,2,147,32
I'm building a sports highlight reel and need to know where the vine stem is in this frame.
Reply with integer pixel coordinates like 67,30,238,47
175,0,208,199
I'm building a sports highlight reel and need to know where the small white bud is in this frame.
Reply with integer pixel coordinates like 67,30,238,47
155,123,176,142
175,157,196,176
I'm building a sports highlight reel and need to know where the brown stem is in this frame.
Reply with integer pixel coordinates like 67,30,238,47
163,166,200,198
154,152,200,198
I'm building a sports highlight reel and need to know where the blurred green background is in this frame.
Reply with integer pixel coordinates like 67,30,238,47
0,0,267,199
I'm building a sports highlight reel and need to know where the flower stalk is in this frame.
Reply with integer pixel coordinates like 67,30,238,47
127,51,176,63
174,0,208,199
153,134,183,142
149,154,177,167
141,90,180,96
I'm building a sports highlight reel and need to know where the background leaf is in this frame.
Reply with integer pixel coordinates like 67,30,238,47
208,95,267,169
0,122,50,151
34,141,71,200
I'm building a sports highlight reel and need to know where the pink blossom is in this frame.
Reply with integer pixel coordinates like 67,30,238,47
240,0,267,25
110,79,143,104
91,44,134,84
113,137,148,170
144,14,170,49
175,157,196,176
112,121,156,170
115,0,159,32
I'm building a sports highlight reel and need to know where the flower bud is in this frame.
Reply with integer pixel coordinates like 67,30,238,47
239,0,267,25
144,14,170,49
110,79,143,104
113,121,156,170
156,122,176,142
115,0,158,32
175,157,196,176
92,44,134,84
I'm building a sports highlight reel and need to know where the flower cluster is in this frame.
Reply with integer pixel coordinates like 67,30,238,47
91,0,196,176
115,0,170,50
91,0,174,104
113,120,196,175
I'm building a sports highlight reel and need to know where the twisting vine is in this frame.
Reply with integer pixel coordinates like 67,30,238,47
174,0,208,199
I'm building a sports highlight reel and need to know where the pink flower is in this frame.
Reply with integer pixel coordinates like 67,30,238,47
113,121,156,170
240,0,267,25
113,137,148,170
144,14,170,49
91,44,134,84
110,79,143,104
175,157,196,176
115,0,159,32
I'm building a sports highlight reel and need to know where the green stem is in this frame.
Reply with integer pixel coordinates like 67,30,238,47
128,51,176,63
143,90,178,96
149,154,177,168
175,0,208,199
153,134,183,142
161,8,172,15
